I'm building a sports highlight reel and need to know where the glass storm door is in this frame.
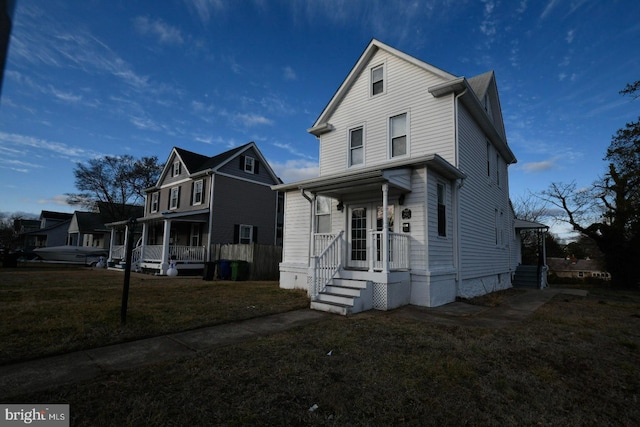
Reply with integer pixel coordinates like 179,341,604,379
348,206,369,269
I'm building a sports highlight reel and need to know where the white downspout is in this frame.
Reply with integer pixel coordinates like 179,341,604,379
453,88,467,286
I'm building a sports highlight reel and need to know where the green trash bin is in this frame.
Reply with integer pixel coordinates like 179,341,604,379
231,260,249,281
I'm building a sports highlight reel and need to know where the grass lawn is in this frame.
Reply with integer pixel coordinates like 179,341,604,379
2,266,640,425
0,265,309,364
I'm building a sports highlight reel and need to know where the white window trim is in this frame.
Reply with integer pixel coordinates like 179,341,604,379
437,181,447,238
370,62,386,97
169,186,180,210
173,161,181,177
239,224,253,244
347,123,366,168
192,179,204,206
244,156,255,174
388,111,410,159
151,192,159,213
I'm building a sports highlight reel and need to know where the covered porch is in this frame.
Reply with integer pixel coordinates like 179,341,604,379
107,209,209,275
299,166,416,314
513,219,549,289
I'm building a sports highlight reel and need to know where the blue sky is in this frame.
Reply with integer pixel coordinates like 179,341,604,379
1,0,639,240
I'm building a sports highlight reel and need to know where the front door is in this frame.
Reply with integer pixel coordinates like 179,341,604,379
348,206,370,269
347,204,396,269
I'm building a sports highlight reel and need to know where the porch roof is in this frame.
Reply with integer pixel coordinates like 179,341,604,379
514,219,549,230
272,154,465,198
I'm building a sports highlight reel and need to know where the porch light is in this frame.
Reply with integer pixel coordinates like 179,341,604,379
337,201,344,211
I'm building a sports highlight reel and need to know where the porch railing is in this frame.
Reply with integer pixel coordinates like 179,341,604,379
109,244,205,265
311,231,344,299
369,231,410,271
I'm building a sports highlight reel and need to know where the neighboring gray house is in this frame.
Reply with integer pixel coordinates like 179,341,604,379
108,142,282,275
547,257,610,281
20,211,72,249
273,39,521,314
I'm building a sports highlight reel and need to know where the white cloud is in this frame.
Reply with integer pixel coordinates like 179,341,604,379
566,29,575,44
0,132,96,158
184,0,225,24
37,195,74,206
283,66,297,81
521,158,558,173
235,113,273,127
133,16,184,45
270,159,319,183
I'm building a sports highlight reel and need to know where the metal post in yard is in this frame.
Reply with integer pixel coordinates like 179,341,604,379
121,217,137,325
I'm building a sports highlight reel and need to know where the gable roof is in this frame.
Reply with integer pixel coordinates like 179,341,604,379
308,39,516,165
309,39,457,135
154,142,281,188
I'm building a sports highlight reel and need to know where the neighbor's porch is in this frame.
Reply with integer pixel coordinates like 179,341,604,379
107,210,209,275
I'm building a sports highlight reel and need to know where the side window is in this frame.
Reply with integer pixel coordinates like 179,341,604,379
349,126,364,166
371,64,384,96
315,196,331,234
169,186,180,210
390,113,408,158
437,183,446,237
235,224,257,244
150,192,159,213
192,179,204,205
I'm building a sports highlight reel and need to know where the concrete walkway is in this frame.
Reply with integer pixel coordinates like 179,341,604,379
0,287,586,400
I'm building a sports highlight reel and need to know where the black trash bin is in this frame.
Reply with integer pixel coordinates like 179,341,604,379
2,253,18,268
203,261,215,281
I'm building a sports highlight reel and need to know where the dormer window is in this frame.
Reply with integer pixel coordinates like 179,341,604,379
371,64,384,96
172,161,181,177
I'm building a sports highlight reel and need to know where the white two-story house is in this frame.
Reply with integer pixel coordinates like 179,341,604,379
273,39,519,314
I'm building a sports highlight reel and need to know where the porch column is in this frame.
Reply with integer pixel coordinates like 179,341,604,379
140,222,148,264
309,193,318,297
107,228,116,262
382,183,390,273
160,219,172,275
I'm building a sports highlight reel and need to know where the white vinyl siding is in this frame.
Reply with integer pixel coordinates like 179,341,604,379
457,104,511,281
318,50,455,176
281,191,311,264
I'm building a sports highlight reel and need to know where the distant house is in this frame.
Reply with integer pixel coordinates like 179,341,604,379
107,142,282,275
547,257,610,281
273,39,524,314
19,211,73,249
67,203,144,249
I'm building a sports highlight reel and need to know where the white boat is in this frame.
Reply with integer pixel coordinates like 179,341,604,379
33,246,108,266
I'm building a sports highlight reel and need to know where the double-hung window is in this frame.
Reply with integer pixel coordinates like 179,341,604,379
172,161,181,177
349,126,364,166
315,196,331,234
192,179,204,205
390,113,407,158
244,156,255,174
150,192,159,213
169,187,180,210
371,64,384,96
239,224,253,244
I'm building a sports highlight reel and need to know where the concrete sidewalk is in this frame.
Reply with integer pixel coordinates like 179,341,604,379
0,287,586,400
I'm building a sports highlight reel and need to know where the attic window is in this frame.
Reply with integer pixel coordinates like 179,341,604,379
371,64,384,96
244,156,255,174
172,161,181,177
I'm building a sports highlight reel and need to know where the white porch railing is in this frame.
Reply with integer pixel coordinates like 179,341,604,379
311,231,344,298
111,245,125,260
138,245,205,263
369,231,410,271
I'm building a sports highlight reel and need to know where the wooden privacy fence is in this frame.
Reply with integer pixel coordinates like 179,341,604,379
209,243,282,280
